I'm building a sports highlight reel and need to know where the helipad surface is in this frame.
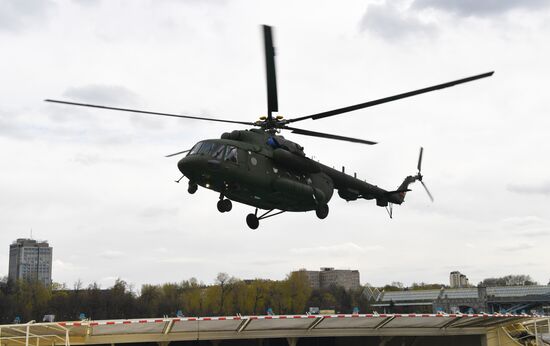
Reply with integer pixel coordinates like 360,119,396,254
0,313,539,346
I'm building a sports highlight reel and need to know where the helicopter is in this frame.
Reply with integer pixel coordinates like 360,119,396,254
46,25,493,229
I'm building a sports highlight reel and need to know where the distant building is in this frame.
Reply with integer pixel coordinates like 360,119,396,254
303,271,321,289
450,271,469,288
370,285,550,314
297,267,360,290
8,238,53,286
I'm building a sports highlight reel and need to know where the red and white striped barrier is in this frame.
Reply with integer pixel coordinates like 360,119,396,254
56,312,532,327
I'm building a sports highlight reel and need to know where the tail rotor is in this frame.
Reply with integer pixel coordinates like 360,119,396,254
416,147,434,202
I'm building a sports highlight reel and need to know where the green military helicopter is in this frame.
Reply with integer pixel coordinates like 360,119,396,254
46,25,493,229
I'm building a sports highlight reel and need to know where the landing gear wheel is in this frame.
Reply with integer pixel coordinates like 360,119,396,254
222,199,232,212
246,213,259,230
217,199,233,213
188,182,198,194
217,200,225,213
315,204,329,219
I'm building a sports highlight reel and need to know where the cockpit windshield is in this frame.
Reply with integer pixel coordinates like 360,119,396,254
197,142,214,154
188,142,202,155
187,141,236,163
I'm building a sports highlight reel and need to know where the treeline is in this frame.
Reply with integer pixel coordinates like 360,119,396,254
0,272,369,324
2,272,545,323
478,275,539,287
381,281,447,291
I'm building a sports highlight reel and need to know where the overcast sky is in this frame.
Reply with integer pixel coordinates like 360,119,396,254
1,0,549,289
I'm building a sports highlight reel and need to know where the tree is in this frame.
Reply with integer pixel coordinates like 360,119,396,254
49,288,69,320
248,279,270,314
411,282,446,290
266,281,286,314
86,282,107,319
320,292,337,309
382,282,404,291
180,278,204,316
51,282,67,291
107,279,136,318
283,271,312,314
230,280,249,315
30,280,52,319
139,284,162,316
327,285,352,312
14,280,35,321
480,274,538,287
214,273,238,315
158,283,180,316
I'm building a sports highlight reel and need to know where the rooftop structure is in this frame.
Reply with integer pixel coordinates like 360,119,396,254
371,285,550,315
8,238,53,286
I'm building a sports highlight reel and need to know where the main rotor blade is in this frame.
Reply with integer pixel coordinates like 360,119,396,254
420,180,434,202
44,99,256,126
165,149,190,158
287,71,494,123
263,25,278,121
417,147,424,172
284,126,377,145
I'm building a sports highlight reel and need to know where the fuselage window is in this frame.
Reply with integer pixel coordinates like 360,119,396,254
225,146,238,163
212,144,226,160
189,142,203,155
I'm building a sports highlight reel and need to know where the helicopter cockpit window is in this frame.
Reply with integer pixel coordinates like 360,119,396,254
197,141,214,155
212,144,226,160
225,146,238,163
189,142,203,155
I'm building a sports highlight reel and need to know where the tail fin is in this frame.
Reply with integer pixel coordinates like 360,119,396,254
388,175,417,204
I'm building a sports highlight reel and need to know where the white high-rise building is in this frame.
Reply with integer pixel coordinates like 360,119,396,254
449,271,469,288
8,238,53,286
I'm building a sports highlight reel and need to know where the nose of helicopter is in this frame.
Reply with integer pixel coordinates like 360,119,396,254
178,154,221,174
177,156,197,176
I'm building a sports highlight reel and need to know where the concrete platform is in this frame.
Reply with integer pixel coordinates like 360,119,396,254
0,314,547,346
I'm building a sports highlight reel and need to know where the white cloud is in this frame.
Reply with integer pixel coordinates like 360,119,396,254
53,259,78,270
359,1,436,40
155,257,211,264
0,0,55,32
154,247,169,253
98,276,119,287
99,250,125,259
519,229,550,237
139,206,179,218
497,243,535,252
63,84,140,106
290,242,382,255
501,216,546,226
507,182,550,196
412,0,550,17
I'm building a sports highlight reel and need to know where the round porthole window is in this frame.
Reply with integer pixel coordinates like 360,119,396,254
250,157,258,166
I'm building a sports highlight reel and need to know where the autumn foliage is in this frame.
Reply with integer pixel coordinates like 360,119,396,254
0,271,368,323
